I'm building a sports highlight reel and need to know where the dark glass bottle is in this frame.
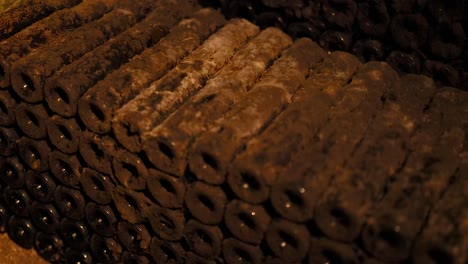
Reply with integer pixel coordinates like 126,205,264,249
149,237,186,263
7,215,37,249
85,202,117,237
90,234,122,263
81,168,114,205
55,185,86,220
35,232,64,263
117,221,151,253
49,150,82,189
63,248,93,264
17,137,50,172
0,156,26,188
25,170,57,203
59,218,90,249
3,186,31,216
30,201,61,233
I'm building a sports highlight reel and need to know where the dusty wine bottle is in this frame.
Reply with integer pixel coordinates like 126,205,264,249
90,234,122,263
147,169,185,209
3,186,31,217
59,218,90,249
265,219,309,262
78,131,115,174
14,102,48,139
223,199,270,245
149,237,186,263
7,215,37,249
47,115,81,154
184,219,223,259
113,186,152,224
30,201,61,234
222,237,263,264
117,221,152,253
17,137,50,172
34,232,64,263
85,202,117,237
49,151,82,189
80,168,115,205
0,155,26,188
63,248,93,264
184,182,226,225
25,170,57,203
55,185,86,220
145,205,185,241
112,149,148,190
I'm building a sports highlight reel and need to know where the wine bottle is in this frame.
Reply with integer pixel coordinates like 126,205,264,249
265,219,309,262
184,219,222,259
0,155,26,188
25,170,57,203
7,215,37,249
59,218,90,249
85,202,117,237
63,248,93,264
47,114,81,154
149,237,186,263
146,169,185,209
222,237,263,264
112,149,148,190
35,232,64,263
55,185,86,220
49,150,82,189
184,182,226,225
3,186,31,216
145,205,185,242
30,201,61,233
113,186,152,224
223,199,270,245
14,102,48,139
80,167,115,205
117,221,151,253
17,137,50,172
90,234,122,263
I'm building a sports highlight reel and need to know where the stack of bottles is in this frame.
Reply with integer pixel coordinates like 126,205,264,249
200,0,467,90
0,0,467,263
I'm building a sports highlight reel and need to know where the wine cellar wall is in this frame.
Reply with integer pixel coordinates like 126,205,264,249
0,0,467,263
